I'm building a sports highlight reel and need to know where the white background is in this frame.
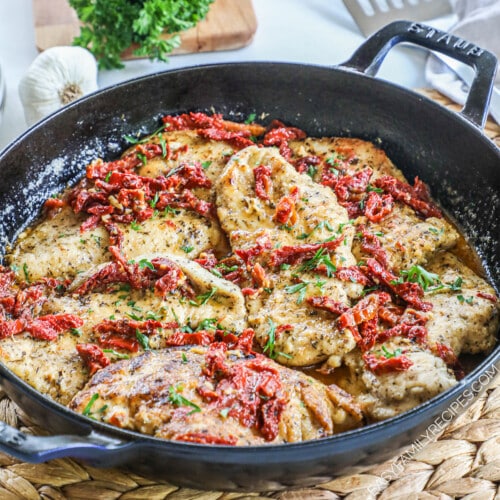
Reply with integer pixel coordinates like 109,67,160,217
0,0,449,152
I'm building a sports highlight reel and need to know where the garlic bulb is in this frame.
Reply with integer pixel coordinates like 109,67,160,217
19,46,98,126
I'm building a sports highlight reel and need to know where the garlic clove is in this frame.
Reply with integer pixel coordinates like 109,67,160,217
19,46,98,127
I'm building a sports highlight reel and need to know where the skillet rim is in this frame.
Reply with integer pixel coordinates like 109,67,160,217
0,60,498,461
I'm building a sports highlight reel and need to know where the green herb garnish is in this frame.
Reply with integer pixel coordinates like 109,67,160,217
298,248,337,277
103,349,130,360
82,393,107,418
23,263,30,283
381,345,402,359
70,0,214,70
190,287,217,307
284,281,309,304
167,385,201,414
138,258,155,270
136,330,151,350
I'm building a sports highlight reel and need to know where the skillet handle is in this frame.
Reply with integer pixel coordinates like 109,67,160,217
0,419,135,466
339,20,498,128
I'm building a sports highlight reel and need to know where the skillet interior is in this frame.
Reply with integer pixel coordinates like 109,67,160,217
0,62,499,490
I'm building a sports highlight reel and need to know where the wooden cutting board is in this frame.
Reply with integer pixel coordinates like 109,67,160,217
33,0,257,57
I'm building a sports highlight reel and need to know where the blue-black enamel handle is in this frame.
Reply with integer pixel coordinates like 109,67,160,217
339,20,498,128
0,420,135,466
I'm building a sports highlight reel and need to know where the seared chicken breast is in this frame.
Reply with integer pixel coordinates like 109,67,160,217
425,252,499,355
289,136,459,272
8,206,225,282
0,256,246,404
1,114,497,445
342,341,457,421
70,342,363,445
216,146,363,367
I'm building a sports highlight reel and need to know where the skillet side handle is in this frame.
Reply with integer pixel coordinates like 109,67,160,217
339,20,498,128
0,420,134,465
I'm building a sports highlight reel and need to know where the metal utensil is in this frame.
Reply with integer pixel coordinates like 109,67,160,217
431,51,500,125
343,0,452,36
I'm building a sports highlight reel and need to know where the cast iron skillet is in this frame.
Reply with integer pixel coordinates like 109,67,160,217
0,21,498,491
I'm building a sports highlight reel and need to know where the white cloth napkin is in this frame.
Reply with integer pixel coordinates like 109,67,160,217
425,0,500,124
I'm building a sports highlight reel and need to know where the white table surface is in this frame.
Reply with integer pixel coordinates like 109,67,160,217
0,0,453,153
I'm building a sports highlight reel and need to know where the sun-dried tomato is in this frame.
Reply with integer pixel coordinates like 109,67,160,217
0,319,25,339
477,291,498,303
335,266,371,286
269,235,344,267
154,262,183,297
1,284,46,320
432,342,465,380
294,155,321,174
166,330,215,346
74,254,183,296
378,303,405,326
364,192,394,222
374,175,442,219
94,319,165,352
335,168,373,199
0,268,16,298
251,263,270,289
338,292,390,336
44,197,66,218
235,235,272,265
198,128,255,150
253,165,272,201
174,432,238,445
162,112,225,131
374,323,428,347
274,186,299,225
362,351,413,374
201,343,285,441
162,163,212,190
72,155,214,237
262,120,306,160
307,296,349,316
156,190,214,218
358,226,389,268
194,252,218,270
76,343,111,375
364,258,432,311
135,143,163,160
26,314,83,341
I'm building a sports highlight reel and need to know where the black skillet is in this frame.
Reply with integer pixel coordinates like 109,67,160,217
0,21,498,491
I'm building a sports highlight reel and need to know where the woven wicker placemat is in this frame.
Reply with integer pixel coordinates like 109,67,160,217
0,89,498,500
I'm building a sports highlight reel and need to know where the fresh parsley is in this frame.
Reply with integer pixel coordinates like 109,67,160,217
22,263,30,283
284,281,309,304
167,385,201,414
244,113,256,124
398,265,441,292
82,393,108,419
70,0,215,69
138,258,155,270
263,318,292,360
136,330,151,350
298,248,337,277
381,345,402,359
103,349,130,360
190,287,217,307
263,318,277,358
